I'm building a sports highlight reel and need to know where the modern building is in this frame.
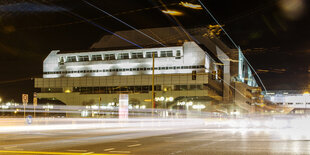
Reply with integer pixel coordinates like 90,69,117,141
263,90,310,114
35,27,262,115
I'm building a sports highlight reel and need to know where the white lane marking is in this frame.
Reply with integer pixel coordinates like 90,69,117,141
110,150,131,154
170,150,183,155
104,148,115,151
4,147,24,151
127,144,142,147
66,149,88,152
119,140,139,143
3,145,23,150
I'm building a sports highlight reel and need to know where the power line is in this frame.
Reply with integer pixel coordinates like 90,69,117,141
14,2,179,31
66,10,143,49
82,0,166,47
198,0,267,93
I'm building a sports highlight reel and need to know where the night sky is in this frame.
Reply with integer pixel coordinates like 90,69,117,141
0,0,309,102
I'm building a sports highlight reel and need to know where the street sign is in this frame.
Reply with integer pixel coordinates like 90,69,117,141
22,94,28,105
26,115,32,125
119,94,128,119
33,92,37,107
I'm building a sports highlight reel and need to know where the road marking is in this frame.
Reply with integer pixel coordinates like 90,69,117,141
3,146,23,150
127,144,141,147
104,148,115,151
67,150,88,152
0,150,127,155
119,140,139,143
110,151,131,154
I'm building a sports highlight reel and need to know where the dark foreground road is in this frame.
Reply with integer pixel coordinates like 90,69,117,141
0,118,309,155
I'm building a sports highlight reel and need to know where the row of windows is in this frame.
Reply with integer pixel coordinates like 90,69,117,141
61,50,181,63
277,102,310,105
75,85,162,94
41,85,206,94
75,85,204,94
43,65,205,74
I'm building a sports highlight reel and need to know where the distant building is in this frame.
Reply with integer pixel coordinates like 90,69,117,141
35,27,262,115
263,90,310,114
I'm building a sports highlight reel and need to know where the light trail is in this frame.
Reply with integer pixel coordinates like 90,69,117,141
0,118,205,133
82,0,166,47
198,0,267,93
0,150,124,155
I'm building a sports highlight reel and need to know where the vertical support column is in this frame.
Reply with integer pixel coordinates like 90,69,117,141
152,53,155,116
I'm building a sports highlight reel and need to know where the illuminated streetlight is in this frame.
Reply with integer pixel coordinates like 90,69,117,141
162,10,183,16
179,2,202,10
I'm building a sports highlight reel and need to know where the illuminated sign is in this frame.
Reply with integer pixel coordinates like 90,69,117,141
119,94,128,119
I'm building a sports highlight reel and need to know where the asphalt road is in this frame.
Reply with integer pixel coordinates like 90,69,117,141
0,118,310,155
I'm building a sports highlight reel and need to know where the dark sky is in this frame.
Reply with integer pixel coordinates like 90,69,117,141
0,0,309,102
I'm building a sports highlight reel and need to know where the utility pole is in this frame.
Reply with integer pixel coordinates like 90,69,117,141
151,52,155,116
98,97,101,118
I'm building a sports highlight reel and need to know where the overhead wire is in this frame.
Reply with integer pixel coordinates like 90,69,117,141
198,0,268,93
14,2,179,31
82,0,166,47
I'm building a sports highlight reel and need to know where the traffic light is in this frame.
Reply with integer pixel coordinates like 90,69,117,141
192,71,197,80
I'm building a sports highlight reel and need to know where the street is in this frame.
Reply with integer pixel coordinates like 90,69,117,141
0,118,310,155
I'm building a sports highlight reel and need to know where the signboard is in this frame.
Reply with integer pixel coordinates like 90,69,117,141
26,115,32,125
119,94,128,119
22,94,28,105
33,92,37,107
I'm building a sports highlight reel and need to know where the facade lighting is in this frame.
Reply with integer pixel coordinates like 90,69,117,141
155,97,174,102
192,104,206,110
179,2,202,10
162,10,183,16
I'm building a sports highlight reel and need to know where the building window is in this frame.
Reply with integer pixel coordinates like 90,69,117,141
131,52,143,59
146,52,158,58
78,55,89,62
104,54,115,60
59,57,65,65
91,54,102,61
176,50,181,57
117,53,129,60
66,56,77,62
160,50,173,57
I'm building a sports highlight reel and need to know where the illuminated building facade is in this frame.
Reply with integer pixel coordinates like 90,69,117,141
264,90,310,114
35,41,224,111
35,27,262,114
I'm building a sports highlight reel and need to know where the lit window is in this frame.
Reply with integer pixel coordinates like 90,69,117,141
91,55,102,61
78,55,89,62
131,52,143,59
66,56,77,62
117,53,129,60
160,50,173,57
146,52,158,58
104,54,115,60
